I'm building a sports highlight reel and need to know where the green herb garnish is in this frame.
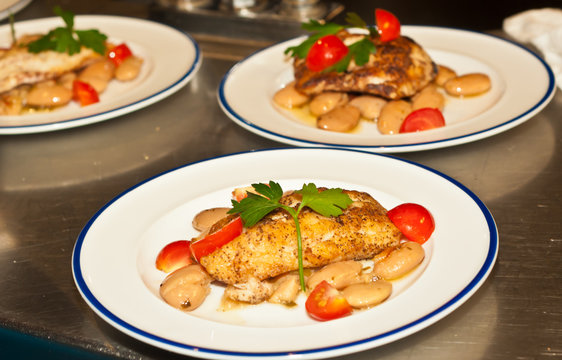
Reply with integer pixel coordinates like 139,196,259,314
9,13,16,45
284,12,377,73
27,6,107,55
228,181,353,291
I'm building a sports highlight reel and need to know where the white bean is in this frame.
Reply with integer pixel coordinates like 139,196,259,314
26,83,72,107
412,84,445,111
78,59,115,93
58,72,77,90
373,242,425,280
349,95,387,120
444,73,491,97
115,55,143,81
273,81,310,108
160,265,211,311
316,105,360,132
192,207,231,232
307,260,365,291
434,65,457,87
377,100,412,135
268,273,300,305
309,92,348,116
342,280,392,308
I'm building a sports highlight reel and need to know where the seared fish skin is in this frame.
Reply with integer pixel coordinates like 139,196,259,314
293,31,437,100
199,190,402,285
0,40,99,94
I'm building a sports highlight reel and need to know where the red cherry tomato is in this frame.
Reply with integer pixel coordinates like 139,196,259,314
155,240,195,273
72,80,99,106
305,280,353,321
305,34,349,72
190,216,243,261
387,203,435,244
107,43,133,67
399,108,445,133
375,9,401,42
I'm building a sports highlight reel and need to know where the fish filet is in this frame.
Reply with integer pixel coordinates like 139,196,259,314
199,189,402,285
292,31,437,100
0,38,100,94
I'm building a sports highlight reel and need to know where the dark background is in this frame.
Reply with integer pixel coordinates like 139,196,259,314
334,0,562,31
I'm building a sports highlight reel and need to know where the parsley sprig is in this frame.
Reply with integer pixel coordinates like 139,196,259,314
228,181,353,291
284,12,377,73
27,6,107,55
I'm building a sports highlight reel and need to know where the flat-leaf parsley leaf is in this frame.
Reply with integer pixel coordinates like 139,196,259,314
27,6,107,55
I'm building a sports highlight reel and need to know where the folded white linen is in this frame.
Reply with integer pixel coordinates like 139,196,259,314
503,8,562,90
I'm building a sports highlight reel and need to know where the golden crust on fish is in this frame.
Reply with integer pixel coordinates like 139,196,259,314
293,31,437,100
199,190,402,285
0,40,100,94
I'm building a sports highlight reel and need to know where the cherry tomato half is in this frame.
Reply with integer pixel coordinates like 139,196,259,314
190,216,243,261
399,108,445,133
375,9,401,42
387,203,435,244
107,43,133,67
305,34,349,72
72,80,99,106
155,240,195,273
305,280,353,321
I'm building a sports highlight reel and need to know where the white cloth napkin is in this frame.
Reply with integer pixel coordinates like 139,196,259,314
503,8,562,90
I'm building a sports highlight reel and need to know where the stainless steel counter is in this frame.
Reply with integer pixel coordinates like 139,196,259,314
1,0,561,359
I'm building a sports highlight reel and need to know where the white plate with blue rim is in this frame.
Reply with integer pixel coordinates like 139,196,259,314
0,15,201,134
218,26,555,153
72,147,498,359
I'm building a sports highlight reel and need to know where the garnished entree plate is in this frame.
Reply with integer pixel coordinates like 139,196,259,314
73,148,498,359
218,26,555,152
0,15,201,134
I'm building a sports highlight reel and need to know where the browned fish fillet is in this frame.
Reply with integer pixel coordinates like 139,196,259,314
293,31,437,100
199,189,402,285
0,41,100,94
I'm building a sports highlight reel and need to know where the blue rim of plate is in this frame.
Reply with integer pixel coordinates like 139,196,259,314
218,26,556,152
72,147,498,359
0,16,201,134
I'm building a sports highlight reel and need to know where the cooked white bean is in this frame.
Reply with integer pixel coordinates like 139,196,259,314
307,260,365,291
434,65,457,87
78,59,115,93
26,83,72,107
444,73,491,97
159,264,211,311
273,81,310,108
412,84,445,111
342,280,392,308
309,92,348,116
268,273,300,305
58,72,77,90
377,100,412,134
115,55,143,81
373,242,425,280
316,105,360,132
192,207,231,232
349,95,387,120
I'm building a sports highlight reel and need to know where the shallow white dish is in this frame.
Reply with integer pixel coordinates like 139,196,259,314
73,148,498,359
218,26,556,153
0,15,201,134
0,0,32,21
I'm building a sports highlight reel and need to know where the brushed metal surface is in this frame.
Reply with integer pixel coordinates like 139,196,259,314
0,0,560,359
